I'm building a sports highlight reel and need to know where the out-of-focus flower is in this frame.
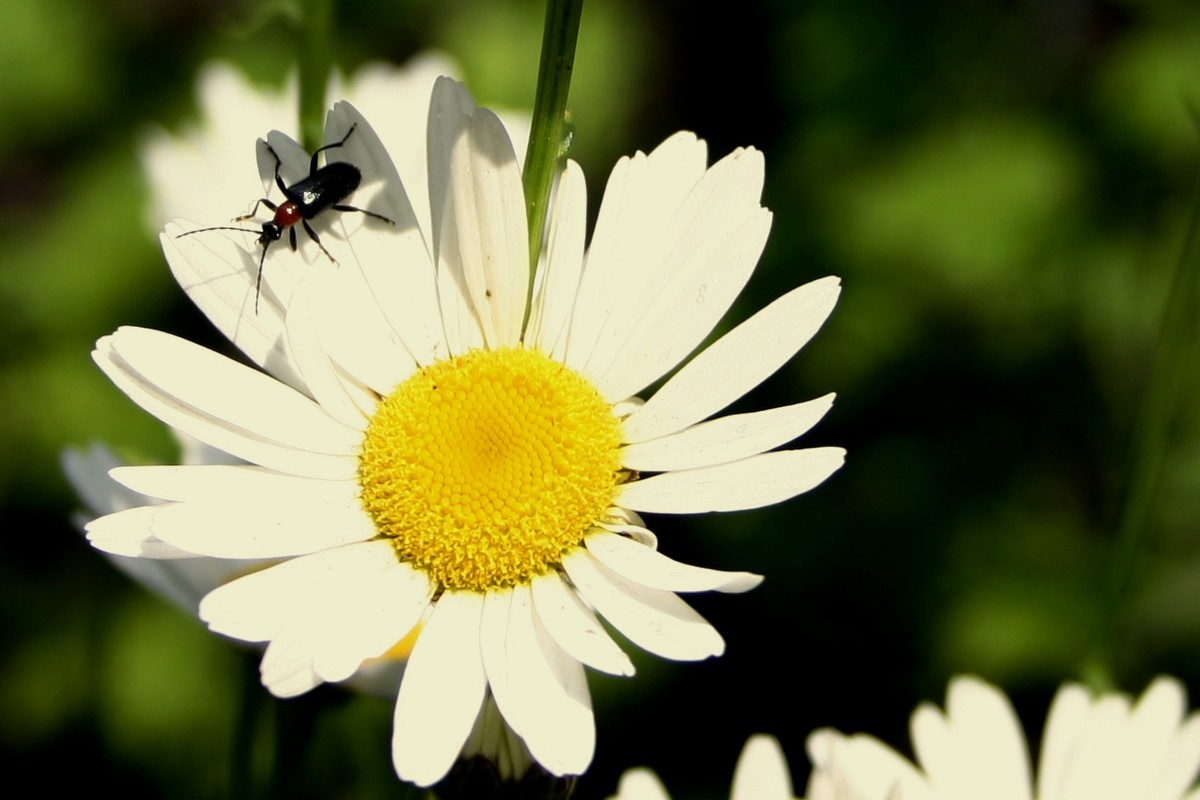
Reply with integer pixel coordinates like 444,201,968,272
88,73,842,786
607,735,799,800
807,675,1200,800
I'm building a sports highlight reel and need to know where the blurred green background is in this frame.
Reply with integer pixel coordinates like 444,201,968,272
4,0,1200,797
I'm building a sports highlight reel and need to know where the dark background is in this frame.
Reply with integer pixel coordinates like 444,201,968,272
3,0,1200,797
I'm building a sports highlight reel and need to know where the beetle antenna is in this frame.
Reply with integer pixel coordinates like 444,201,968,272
254,244,270,314
175,226,262,238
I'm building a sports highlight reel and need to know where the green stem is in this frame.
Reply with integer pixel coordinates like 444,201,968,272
521,0,584,334
298,0,334,151
1091,173,1200,684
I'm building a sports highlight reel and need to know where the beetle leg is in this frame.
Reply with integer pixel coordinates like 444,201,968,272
261,142,288,195
288,227,298,251
309,123,359,173
302,220,338,264
235,198,278,222
332,204,395,225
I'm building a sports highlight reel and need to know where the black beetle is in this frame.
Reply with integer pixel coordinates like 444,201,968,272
176,123,394,312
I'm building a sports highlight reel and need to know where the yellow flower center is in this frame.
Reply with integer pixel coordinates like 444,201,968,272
358,347,622,592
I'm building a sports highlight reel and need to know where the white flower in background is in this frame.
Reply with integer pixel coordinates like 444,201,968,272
88,74,842,786
608,735,799,800
807,675,1200,800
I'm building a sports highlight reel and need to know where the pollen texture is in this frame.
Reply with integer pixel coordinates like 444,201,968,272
358,347,622,592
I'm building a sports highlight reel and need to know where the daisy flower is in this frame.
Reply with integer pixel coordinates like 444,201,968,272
87,76,843,785
807,675,1200,800
608,734,800,800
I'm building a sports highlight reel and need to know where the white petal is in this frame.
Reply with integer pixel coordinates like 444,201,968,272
806,728,930,800
1037,684,1091,799
622,276,841,442
260,631,324,698
94,329,360,480
108,464,357,504
149,497,375,558
618,448,845,514
307,556,433,683
529,160,587,359
566,133,709,375
579,150,773,403
161,225,306,392
392,590,488,787
482,585,594,776
285,283,374,427
86,506,199,558
911,677,1032,800
1157,711,1200,800
585,530,761,594
428,78,487,355
621,394,835,469
731,735,794,800
530,571,635,677
304,264,420,394
104,326,361,451
441,104,528,348
608,768,672,800
232,545,430,695
562,550,723,661
198,541,417,632
323,102,449,371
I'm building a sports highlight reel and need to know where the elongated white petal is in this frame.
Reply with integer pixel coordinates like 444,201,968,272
108,464,357,504
621,394,835,469
442,106,528,349
481,585,593,776
618,448,845,514
1037,684,1090,799
610,770,672,800
86,505,203,558
305,265,421,394
578,149,772,403
527,605,595,775
260,631,324,698
323,103,449,371
566,134,709,373
150,497,375,559
623,276,841,442
161,225,306,393
529,160,587,359
392,590,488,787
94,330,359,480
531,571,634,677
307,555,433,683
103,327,361,452
562,550,723,661
911,677,1032,800
199,548,328,642
585,530,761,594
731,735,794,800
428,79,486,355
286,283,373,427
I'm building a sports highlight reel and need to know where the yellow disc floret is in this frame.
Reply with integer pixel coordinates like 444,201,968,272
358,347,622,592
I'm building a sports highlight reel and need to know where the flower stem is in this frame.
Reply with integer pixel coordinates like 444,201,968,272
521,0,583,334
1089,173,1200,686
297,0,334,152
